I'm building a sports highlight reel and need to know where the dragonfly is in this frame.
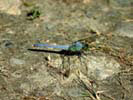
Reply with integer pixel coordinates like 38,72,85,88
33,41,88,55
32,41,89,74
30,35,98,77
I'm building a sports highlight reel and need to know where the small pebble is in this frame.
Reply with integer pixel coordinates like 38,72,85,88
1,40,14,48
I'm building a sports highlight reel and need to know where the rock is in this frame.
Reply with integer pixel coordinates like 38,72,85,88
0,0,21,15
10,58,25,65
1,40,14,48
115,22,133,38
110,0,133,7
86,56,120,80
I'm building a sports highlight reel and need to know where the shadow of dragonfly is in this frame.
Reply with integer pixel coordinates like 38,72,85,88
28,49,82,56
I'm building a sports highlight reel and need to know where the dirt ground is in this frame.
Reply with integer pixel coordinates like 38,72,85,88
0,0,133,100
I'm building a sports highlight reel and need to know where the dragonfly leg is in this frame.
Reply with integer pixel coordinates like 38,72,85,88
78,52,89,74
60,55,70,78
60,55,65,69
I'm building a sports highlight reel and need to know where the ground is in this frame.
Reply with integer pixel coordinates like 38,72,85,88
0,0,133,100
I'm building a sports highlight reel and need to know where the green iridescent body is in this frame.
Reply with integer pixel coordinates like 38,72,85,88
67,41,85,52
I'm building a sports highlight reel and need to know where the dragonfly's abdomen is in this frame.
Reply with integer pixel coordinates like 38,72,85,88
33,43,69,50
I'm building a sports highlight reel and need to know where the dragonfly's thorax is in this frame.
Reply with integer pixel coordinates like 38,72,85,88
68,41,84,52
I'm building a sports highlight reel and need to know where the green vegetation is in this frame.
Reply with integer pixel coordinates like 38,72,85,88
26,7,41,20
